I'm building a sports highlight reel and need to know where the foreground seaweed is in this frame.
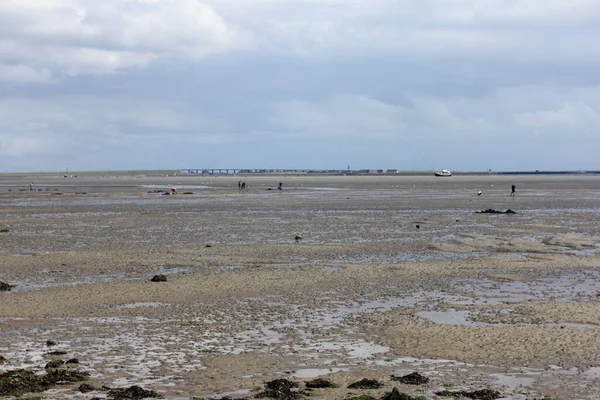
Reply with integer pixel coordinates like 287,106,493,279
304,378,337,389
107,385,163,399
348,378,384,389
255,379,304,400
390,372,429,385
0,368,89,397
381,388,426,400
435,389,502,400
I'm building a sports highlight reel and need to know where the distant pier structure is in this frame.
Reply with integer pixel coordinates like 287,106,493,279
183,169,312,175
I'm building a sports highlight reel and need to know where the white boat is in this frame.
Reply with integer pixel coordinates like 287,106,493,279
434,170,452,177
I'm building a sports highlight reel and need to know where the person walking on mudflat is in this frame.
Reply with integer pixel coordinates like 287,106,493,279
510,184,516,196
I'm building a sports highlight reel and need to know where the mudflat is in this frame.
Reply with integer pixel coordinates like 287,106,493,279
1,173,600,399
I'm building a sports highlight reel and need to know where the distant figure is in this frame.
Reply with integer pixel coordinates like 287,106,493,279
278,182,283,191
171,187,177,195
241,182,246,190
477,190,482,196
29,182,34,191
238,181,242,190
510,184,516,196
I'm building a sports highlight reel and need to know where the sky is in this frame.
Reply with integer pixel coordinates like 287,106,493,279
1,0,600,172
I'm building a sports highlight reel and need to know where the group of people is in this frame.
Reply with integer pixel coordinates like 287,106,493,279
237,181,283,191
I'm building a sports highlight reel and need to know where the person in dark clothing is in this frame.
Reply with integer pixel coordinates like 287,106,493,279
510,184,516,196
278,182,283,191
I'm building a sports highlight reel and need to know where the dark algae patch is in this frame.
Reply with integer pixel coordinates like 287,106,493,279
0,281,14,291
390,372,429,385
304,377,337,388
348,378,384,389
381,388,426,400
435,389,502,400
107,385,163,399
348,395,377,400
0,368,89,397
255,379,305,400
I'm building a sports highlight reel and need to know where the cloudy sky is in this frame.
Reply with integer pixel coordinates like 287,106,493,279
1,0,600,172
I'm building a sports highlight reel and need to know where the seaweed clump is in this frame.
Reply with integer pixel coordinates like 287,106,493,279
304,378,337,389
255,379,304,400
390,372,429,385
348,378,384,390
0,368,89,397
381,388,426,400
107,385,163,399
435,389,502,400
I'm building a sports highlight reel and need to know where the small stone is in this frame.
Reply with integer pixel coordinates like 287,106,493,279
151,275,167,282
46,340,57,347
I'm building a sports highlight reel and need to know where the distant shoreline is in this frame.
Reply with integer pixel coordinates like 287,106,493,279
2,169,600,177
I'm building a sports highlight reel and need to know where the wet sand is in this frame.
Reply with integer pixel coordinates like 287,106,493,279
1,173,600,399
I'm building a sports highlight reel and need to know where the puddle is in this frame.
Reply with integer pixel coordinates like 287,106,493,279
157,266,188,275
323,266,343,272
105,302,167,310
417,309,600,329
205,389,253,399
292,368,343,378
333,251,488,264
583,367,600,378
489,373,535,390
141,185,211,190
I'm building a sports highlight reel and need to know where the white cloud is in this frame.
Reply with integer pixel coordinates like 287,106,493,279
0,0,246,79
0,64,54,84
515,103,600,128
210,0,600,58
268,95,495,137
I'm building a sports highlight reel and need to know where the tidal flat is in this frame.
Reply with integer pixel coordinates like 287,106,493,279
1,173,600,399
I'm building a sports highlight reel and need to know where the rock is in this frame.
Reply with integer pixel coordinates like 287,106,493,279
78,383,96,393
294,236,302,241
0,228,9,233
348,378,384,389
46,340,57,347
435,389,501,400
183,192,193,195
205,244,213,248
66,358,80,364
151,275,167,282
304,378,336,388
0,355,5,364
0,281,14,291
107,385,162,399
45,359,65,369
390,372,429,385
